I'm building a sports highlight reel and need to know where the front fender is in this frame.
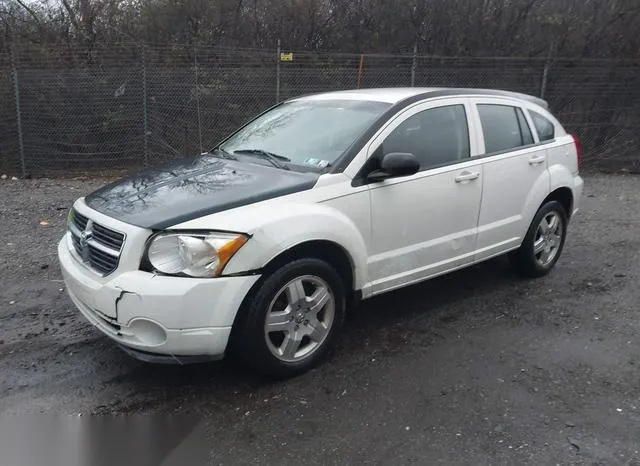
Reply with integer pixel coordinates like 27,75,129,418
222,203,369,290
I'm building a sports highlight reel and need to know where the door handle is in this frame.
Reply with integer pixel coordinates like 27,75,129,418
454,171,480,183
528,155,546,165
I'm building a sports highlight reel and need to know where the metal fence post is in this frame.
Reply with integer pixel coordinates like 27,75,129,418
276,39,281,103
357,54,365,89
540,62,550,99
540,41,555,100
410,42,418,87
194,47,203,154
141,46,149,167
11,46,26,177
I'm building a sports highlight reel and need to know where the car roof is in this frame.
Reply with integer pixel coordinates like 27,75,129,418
292,87,548,109
293,88,444,104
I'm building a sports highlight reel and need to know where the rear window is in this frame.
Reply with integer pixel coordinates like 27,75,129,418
530,110,555,141
477,104,534,154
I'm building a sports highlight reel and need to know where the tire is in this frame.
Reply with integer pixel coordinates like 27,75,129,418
509,200,568,278
230,258,346,378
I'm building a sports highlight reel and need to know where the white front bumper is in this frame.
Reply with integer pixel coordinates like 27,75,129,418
58,236,260,360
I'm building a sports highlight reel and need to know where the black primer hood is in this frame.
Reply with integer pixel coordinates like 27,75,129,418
85,155,319,229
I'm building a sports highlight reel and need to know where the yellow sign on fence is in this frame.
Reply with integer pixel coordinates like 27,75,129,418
280,52,294,61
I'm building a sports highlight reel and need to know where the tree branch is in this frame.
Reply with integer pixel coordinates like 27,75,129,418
15,0,42,25
60,0,81,35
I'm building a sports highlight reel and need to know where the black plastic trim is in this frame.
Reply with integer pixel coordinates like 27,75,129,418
222,268,263,278
118,345,223,365
350,289,363,307
439,88,549,109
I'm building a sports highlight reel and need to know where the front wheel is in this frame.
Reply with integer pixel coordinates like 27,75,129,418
510,200,568,278
230,258,346,378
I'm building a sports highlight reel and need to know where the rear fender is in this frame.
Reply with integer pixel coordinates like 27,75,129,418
520,168,551,239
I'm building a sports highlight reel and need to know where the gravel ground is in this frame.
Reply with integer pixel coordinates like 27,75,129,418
0,173,639,465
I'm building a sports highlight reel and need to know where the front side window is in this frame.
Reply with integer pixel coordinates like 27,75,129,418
530,110,555,141
381,105,470,170
220,99,391,169
478,104,534,154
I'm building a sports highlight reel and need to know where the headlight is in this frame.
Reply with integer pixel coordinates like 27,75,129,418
146,232,248,278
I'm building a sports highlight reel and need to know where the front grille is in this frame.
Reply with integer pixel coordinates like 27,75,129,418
68,209,125,275
72,211,89,231
91,222,125,250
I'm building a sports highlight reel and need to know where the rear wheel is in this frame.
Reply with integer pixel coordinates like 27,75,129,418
510,200,568,278
231,258,346,378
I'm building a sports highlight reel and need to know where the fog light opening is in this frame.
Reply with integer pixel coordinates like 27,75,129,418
128,319,167,346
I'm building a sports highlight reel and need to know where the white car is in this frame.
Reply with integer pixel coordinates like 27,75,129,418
58,87,583,377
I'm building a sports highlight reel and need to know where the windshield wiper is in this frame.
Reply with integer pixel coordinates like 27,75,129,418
233,149,291,170
208,147,237,160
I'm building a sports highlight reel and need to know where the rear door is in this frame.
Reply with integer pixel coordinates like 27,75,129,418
469,98,549,261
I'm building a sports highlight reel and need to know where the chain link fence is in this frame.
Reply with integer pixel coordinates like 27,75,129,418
1,43,639,176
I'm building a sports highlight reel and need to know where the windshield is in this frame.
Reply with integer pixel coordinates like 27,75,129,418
219,99,391,169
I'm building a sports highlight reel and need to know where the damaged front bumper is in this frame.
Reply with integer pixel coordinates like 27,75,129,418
117,345,223,365
58,235,260,363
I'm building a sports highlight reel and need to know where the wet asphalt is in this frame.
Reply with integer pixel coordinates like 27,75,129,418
0,173,639,465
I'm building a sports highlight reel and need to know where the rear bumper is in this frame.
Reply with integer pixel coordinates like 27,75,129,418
572,174,584,216
59,235,260,361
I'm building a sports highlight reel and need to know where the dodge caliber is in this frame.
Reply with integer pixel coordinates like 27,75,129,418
58,88,584,377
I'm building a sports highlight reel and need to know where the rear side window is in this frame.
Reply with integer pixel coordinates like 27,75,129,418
478,104,534,154
530,110,555,141
382,105,470,170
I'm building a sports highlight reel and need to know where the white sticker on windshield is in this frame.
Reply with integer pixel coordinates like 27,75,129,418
304,158,330,168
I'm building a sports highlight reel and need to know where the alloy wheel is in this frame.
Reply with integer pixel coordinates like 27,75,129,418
263,275,335,363
533,211,563,267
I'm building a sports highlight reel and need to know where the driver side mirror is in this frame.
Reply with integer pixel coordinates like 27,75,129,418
367,152,420,182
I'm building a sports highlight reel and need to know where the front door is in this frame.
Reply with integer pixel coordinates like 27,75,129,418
365,99,484,295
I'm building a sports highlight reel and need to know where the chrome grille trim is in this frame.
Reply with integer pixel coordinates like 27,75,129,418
67,209,126,276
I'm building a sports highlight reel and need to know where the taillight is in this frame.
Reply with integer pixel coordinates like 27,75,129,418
571,134,581,169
